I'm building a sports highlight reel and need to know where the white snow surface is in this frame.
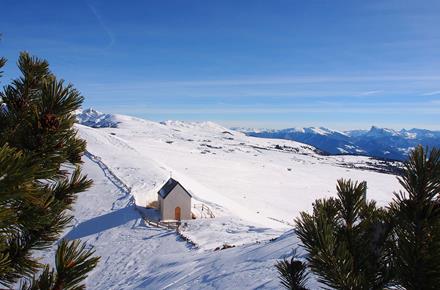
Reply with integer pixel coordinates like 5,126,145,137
40,113,402,289
42,157,306,289
235,126,348,136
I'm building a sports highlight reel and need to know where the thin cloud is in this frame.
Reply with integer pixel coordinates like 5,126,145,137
358,90,383,96
149,75,440,87
422,90,440,96
83,87,390,98
85,74,440,89
86,1,115,48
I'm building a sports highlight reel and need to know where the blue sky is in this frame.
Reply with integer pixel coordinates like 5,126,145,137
1,0,440,130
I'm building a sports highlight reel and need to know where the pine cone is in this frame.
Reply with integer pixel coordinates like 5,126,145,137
42,113,60,130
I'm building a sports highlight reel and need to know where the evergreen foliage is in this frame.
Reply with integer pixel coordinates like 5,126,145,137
275,251,309,290
389,146,440,289
294,179,393,289
280,146,440,289
0,53,99,288
21,240,99,290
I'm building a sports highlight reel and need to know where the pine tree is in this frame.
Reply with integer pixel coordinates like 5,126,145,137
275,251,309,290
294,179,393,289
0,53,99,288
389,146,440,289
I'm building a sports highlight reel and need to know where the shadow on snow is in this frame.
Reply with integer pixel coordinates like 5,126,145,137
64,206,139,240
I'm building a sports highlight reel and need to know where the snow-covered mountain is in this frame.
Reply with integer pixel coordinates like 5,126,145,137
55,109,403,289
238,125,440,160
75,108,119,128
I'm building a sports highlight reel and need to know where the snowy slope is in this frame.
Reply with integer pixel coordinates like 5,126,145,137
41,109,405,289
77,113,400,235
39,156,315,289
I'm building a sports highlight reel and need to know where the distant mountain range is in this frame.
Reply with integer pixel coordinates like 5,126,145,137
235,126,440,161
75,109,440,161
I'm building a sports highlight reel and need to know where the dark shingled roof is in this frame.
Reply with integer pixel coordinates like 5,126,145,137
157,178,192,199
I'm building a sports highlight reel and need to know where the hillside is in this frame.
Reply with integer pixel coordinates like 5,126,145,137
38,154,312,289
238,126,440,160
39,109,403,289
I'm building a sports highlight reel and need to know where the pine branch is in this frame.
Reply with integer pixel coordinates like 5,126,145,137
0,144,40,201
389,146,440,289
295,179,393,289
0,57,6,79
20,240,99,290
51,167,93,207
275,253,310,290
0,52,99,287
53,240,99,290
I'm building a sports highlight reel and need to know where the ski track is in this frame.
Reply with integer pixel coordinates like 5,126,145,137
85,151,132,210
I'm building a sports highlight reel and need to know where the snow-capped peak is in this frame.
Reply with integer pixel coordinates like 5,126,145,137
365,126,399,137
75,108,119,128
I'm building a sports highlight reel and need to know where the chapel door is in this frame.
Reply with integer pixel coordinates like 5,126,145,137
175,207,181,220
